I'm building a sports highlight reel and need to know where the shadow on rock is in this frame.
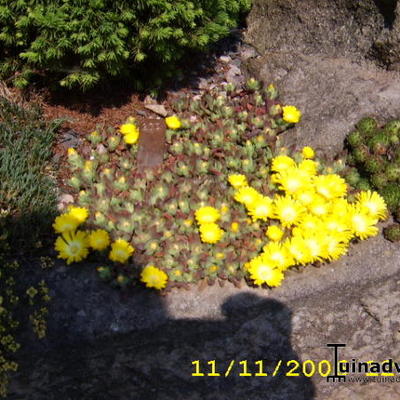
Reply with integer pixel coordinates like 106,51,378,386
10,293,315,400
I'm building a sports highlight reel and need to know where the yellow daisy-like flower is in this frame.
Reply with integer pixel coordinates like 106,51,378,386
307,195,331,217
55,230,89,265
322,233,349,261
355,190,388,221
274,196,305,227
247,196,274,221
298,159,318,176
301,234,327,262
275,168,312,195
347,206,379,240
297,215,322,232
284,237,313,265
53,213,80,233
282,105,302,123
294,188,317,206
195,206,220,224
165,115,182,130
199,223,224,244
228,174,248,188
88,229,110,251
271,155,296,173
67,147,77,156
120,122,138,136
301,146,315,159
314,174,347,200
262,242,293,270
67,206,89,224
124,131,140,144
234,186,261,208
266,225,284,242
141,265,168,290
248,255,285,287
109,239,135,263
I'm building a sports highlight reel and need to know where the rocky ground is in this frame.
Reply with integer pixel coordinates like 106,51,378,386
7,0,400,399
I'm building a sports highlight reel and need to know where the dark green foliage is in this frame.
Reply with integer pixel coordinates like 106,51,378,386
0,0,251,91
383,223,400,242
0,96,62,242
380,183,400,212
345,117,400,223
356,117,378,138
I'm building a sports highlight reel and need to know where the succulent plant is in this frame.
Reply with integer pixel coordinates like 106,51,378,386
64,80,298,290
383,224,400,242
345,117,400,225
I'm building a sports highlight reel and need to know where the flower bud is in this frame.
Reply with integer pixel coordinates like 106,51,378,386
68,176,81,190
88,130,102,145
107,135,120,151
265,83,278,100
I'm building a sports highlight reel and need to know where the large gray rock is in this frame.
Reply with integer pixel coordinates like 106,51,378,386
243,0,400,153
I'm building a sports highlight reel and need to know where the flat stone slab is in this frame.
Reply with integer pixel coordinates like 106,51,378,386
136,118,166,169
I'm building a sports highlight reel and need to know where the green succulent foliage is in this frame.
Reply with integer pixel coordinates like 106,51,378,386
383,223,400,242
0,96,62,244
345,117,400,218
66,80,291,289
0,0,251,91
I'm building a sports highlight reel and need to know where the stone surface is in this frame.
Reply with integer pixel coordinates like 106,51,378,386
136,119,166,169
144,104,168,117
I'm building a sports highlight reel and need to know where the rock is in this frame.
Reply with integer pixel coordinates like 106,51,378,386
57,193,74,211
144,103,168,117
219,55,232,63
243,0,400,153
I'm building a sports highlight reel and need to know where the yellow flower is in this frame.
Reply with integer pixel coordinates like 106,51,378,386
355,191,388,221
195,206,220,224
109,239,134,263
301,146,315,159
124,131,140,144
53,213,80,233
347,206,379,240
199,223,224,244
231,222,239,233
55,231,89,265
322,233,349,261
88,229,110,251
67,206,89,223
141,265,168,290
274,196,305,227
247,196,274,221
266,225,284,242
165,115,182,130
120,122,138,136
248,255,285,287
307,195,331,217
67,147,77,156
234,186,261,208
284,237,312,265
262,242,293,270
228,174,248,188
298,160,318,176
314,174,347,200
271,155,296,173
282,105,302,123
294,188,317,206
274,168,311,195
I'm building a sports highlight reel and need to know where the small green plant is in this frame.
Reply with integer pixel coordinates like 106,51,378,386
343,116,400,240
0,0,251,91
0,96,62,244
